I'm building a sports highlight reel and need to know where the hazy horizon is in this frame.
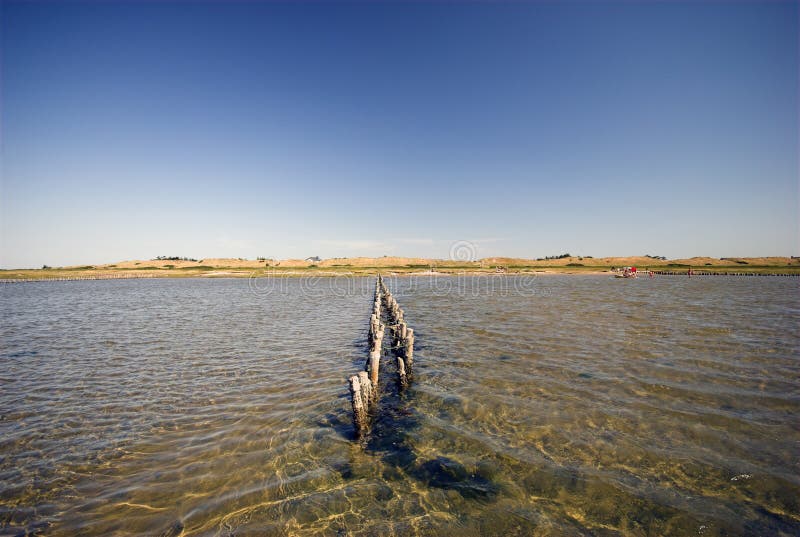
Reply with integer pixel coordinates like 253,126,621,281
2,1,798,268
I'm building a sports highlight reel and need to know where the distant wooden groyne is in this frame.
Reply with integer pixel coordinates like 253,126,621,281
348,275,415,438
0,273,160,284
651,271,799,277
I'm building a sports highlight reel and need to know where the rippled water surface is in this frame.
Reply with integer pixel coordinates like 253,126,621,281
1,276,798,536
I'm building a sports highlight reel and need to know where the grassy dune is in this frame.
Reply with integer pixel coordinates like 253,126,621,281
2,256,799,281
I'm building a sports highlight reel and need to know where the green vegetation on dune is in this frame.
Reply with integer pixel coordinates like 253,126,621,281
2,261,799,281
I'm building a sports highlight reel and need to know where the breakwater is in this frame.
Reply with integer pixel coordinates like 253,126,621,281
348,275,415,438
0,273,160,283
651,270,798,277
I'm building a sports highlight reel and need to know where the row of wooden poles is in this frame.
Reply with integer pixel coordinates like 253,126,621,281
651,271,798,277
348,275,415,437
0,273,161,283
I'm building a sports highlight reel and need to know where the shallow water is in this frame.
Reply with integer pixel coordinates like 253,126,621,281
1,275,798,536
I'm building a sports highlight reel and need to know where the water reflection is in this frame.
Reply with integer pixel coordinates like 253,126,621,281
1,276,798,536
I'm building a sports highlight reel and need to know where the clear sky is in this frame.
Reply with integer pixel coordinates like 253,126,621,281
1,1,797,268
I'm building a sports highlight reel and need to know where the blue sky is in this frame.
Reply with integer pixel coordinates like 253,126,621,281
1,1,797,268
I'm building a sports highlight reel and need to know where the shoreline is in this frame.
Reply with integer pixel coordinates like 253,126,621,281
2,265,799,283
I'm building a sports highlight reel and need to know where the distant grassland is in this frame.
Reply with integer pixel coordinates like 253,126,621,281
2,262,799,281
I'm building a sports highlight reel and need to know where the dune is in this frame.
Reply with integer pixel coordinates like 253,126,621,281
319,257,461,267
481,256,666,267
80,255,799,272
108,258,263,269
273,259,311,267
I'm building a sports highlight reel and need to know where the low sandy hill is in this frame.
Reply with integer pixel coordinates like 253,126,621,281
480,257,535,266
592,256,669,267
108,258,264,269
103,259,203,269
671,257,798,266
743,256,798,265
481,256,667,267
272,259,311,267
484,256,798,267
670,257,727,266
85,255,798,271
319,257,461,267
200,258,264,268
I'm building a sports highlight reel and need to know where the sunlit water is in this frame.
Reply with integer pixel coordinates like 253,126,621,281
1,275,798,536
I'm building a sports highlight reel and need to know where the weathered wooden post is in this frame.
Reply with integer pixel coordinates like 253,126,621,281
368,349,381,385
396,356,408,388
349,374,368,435
405,328,414,370
369,313,379,339
348,277,418,436
357,371,372,409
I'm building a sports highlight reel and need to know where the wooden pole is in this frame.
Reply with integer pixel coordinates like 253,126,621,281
396,356,408,389
349,374,368,435
358,371,372,410
368,349,381,385
405,328,414,370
